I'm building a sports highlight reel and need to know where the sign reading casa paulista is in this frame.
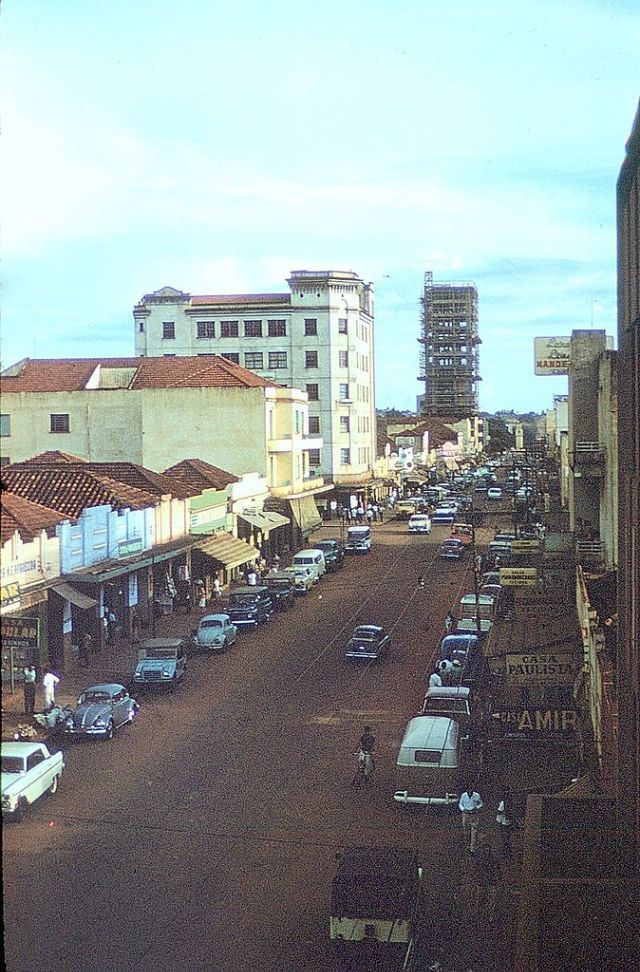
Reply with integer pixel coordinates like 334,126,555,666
499,567,538,587
506,651,583,685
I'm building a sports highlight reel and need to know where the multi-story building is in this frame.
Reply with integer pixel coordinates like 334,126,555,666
616,99,640,875
132,269,376,486
418,271,480,417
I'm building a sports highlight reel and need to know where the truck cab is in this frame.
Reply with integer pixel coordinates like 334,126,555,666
330,846,423,969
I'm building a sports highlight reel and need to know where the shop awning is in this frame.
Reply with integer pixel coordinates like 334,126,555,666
237,510,290,531
194,532,258,569
51,582,97,609
289,495,322,537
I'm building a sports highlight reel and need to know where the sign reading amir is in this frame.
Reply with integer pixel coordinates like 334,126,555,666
506,652,583,685
492,707,578,733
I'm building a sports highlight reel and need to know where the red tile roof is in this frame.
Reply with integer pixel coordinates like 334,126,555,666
1,491,68,544
2,467,159,519
162,458,239,491
1,356,277,393
190,294,291,306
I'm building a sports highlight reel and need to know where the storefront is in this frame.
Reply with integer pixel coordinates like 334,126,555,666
191,531,259,594
236,510,290,565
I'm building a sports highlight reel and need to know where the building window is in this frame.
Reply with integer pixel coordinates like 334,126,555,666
0,455,11,467
340,448,351,466
339,383,350,400
306,383,319,401
339,350,349,368
338,318,348,334
138,321,144,333
244,352,264,370
268,319,287,337
268,351,287,369
222,352,240,364
244,320,263,337
0,414,10,437
304,318,318,336
50,414,70,433
220,321,239,338
197,321,216,339
295,411,303,434
305,350,318,369
340,415,350,433
308,416,320,435
162,321,175,339
308,449,321,466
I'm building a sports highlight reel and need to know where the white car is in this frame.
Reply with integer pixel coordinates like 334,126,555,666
487,487,503,500
408,514,432,534
2,742,65,821
283,564,316,593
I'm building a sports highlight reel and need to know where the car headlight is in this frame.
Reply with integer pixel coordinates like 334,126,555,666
94,717,107,726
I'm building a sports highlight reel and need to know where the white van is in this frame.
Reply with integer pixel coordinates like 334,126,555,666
408,513,431,534
394,716,461,806
291,548,326,581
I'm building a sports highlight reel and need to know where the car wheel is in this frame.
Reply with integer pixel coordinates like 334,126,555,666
105,720,115,740
13,798,28,822
49,775,59,795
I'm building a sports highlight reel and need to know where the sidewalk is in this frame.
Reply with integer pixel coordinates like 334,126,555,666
1,604,204,733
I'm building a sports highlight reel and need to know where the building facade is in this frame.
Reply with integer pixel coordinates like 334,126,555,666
132,269,376,484
418,271,480,417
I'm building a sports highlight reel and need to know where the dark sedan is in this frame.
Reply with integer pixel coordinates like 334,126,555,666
344,625,391,662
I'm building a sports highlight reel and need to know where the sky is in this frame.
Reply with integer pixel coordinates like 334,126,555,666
1,0,638,413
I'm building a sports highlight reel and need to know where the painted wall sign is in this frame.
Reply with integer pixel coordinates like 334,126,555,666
511,540,541,553
491,707,578,733
534,336,571,375
506,651,583,685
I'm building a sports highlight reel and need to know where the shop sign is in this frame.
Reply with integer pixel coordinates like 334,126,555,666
118,537,144,558
511,540,541,553
1,582,21,609
534,337,571,375
499,567,539,586
491,707,578,733
1,616,39,649
506,651,583,685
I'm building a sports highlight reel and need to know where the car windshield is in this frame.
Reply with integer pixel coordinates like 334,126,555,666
230,593,259,604
353,627,380,641
1,756,25,773
200,619,222,629
80,691,111,704
144,648,177,659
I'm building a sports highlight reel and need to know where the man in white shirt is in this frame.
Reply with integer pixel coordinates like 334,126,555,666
458,785,484,853
428,670,443,688
42,670,60,710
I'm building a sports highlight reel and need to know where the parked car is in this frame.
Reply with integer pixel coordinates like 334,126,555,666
431,507,457,525
345,525,372,553
344,624,391,662
227,586,273,626
264,571,297,609
440,538,467,561
438,633,482,680
487,486,503,501
64,683,140,739
291,548,326,580
189,613,238,653
2,742,65,821
450,523,473,544
419,686,473,730
283,564,316,593
314,539,345,572
133,638,188,689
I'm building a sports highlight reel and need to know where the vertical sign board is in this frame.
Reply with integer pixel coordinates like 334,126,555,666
534,337,571,376
1,616,40,692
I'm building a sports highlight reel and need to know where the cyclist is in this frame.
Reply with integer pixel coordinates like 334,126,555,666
359,726,376,755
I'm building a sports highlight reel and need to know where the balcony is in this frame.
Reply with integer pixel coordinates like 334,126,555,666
569,442,605,477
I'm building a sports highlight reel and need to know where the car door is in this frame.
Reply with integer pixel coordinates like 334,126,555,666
26,749,47,800
111,688,128,727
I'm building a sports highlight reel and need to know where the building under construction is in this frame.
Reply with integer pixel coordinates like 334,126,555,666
418,272,480,417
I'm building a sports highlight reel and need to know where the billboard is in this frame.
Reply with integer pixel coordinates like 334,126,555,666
534,336,571,375
506,651,583,685
499,567,539,587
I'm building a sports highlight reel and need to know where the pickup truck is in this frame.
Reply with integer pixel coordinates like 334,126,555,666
2,741,65,821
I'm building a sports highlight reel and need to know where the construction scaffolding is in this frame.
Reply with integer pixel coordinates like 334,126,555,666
418,271,480,417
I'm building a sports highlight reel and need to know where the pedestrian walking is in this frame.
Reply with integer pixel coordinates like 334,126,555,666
429,670,443,688
444,612,454,634
247,568,257,586
378,505,384,522
42,670,60,710
495,789,514,860
472,843,501,921
212,574,222,600
437,658,455,685
459,784,484,853
196,580,207,610
23,664,37,715
106,608,117,644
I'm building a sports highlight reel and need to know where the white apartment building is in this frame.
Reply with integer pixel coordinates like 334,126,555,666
133,269,376,484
